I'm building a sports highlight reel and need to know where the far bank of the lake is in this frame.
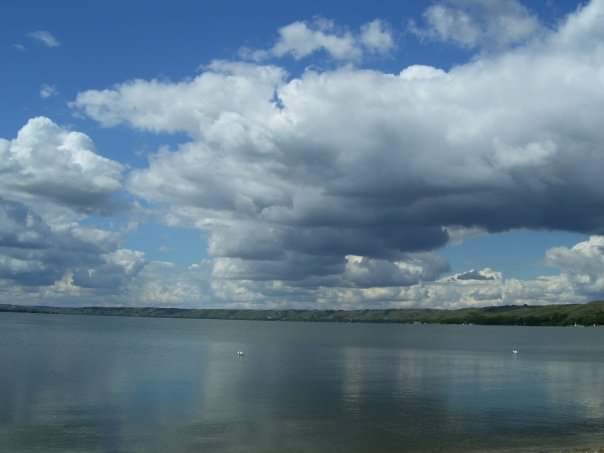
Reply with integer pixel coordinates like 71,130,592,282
2,300,604,327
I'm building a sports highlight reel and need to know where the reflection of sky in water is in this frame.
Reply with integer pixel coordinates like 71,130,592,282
1,314,604,452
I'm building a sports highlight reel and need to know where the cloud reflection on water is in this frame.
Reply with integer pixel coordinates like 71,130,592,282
2,315,604,452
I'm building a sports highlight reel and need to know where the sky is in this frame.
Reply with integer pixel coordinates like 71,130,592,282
1,0,604,309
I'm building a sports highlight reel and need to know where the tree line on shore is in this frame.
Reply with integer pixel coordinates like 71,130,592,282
2,301,604,326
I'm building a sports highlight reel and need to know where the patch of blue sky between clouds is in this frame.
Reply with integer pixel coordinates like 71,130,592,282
442,230,588,280
124,222,208,266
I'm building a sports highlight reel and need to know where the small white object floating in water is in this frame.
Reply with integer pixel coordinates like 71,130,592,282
236,351,245,357
512,348,519,354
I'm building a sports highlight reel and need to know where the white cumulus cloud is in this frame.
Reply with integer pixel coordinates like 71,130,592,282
546,236,604,297
0,117,123,217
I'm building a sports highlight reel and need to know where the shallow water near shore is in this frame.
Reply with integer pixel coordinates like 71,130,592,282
1,312,604,452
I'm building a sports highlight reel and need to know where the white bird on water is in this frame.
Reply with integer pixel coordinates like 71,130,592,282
512,348,519,354
236,351,245,357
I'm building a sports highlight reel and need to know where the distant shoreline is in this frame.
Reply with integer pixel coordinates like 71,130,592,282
2,302,604,327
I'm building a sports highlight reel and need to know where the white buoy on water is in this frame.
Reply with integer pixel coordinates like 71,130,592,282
512,348,519,354
236,351,245,357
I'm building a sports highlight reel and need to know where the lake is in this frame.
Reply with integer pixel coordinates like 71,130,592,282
1,312,604,452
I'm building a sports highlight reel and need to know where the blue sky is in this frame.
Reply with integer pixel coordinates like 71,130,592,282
1,0,603,308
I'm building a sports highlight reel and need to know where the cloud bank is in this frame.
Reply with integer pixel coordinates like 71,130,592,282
0,118,145,303
5,1,604,309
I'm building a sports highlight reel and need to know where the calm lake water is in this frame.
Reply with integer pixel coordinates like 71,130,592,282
1,313,604,452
